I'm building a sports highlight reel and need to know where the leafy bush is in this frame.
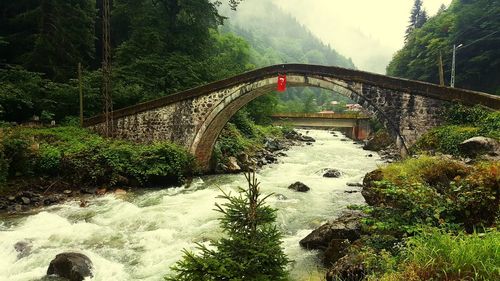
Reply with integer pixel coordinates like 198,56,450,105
230,110,256,138
412,125,480,156
0,126,195,186
166,172,289,281
362,157,498,235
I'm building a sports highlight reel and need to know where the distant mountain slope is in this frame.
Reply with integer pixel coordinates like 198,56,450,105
220,0,356,113
221,0,355,68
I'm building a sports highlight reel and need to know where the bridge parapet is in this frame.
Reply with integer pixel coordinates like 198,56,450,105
85,64,500,171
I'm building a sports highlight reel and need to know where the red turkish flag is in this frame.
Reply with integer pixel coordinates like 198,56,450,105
277,74,287,92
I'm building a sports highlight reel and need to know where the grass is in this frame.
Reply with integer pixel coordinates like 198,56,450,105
379,155,469,186
376,230,500,281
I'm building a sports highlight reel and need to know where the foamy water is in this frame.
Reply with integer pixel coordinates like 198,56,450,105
0,129,382,281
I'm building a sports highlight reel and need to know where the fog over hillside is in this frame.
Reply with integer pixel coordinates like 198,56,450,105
273,0,452,73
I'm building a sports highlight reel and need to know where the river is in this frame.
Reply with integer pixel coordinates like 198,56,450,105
0,129,382,281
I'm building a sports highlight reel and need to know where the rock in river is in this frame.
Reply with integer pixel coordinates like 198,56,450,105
288,182,310,192
47,252,93,281
299,210,365,250
323,169,342,178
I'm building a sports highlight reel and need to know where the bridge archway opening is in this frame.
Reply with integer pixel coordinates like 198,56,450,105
191,74,408,171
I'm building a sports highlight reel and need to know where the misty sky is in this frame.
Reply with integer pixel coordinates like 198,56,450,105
273,0,453,74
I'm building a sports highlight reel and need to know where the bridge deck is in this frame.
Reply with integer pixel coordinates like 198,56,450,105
84,64,500,126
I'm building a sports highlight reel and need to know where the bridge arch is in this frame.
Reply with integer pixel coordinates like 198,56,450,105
190,74,408,169
84,64,500,172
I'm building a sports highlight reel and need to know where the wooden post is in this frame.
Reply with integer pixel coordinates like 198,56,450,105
438,51,445,86
78,63,84,127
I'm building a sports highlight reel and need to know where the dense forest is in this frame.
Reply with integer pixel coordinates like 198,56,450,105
0,0,251,122
387,0,500,94
0,0,355,124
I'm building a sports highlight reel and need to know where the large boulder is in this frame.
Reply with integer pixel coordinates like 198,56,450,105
299,210,365,250
47,252,93,281
459,137,500,158
288,182,310,192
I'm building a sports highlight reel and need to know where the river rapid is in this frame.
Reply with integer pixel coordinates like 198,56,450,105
0,129,382,281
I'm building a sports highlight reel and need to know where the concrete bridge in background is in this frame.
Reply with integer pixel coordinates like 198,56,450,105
84,64,500,171
270,113,372,141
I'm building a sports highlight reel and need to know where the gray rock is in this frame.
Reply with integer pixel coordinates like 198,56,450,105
459,137,500,158
226,156,241,173
346,182,363,187
264,138,284,152
14,241,32,259
21,197,31,205
288,182,310,192
300,135,316,142
47,252,93,281
299,210,365,250
323,169,342,178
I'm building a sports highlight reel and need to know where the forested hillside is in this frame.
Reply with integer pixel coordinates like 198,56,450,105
221,0,356,114
0,0,252,122
0,0,356,124
387,0,500,94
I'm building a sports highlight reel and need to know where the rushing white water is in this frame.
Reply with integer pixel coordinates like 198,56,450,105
0,129,382,281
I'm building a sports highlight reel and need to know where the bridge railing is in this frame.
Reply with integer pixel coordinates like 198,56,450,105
271,112,370,119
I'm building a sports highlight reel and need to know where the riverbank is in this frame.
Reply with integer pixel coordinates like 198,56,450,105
0,123,315,214
299,105,500,281
0,129,380,281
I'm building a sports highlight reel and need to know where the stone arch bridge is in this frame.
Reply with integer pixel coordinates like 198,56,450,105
85,64,500,171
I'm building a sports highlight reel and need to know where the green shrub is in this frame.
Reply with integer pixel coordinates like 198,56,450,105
166,172,289,281
36,145,62,175
363,157,498,235
444,104,490,126
230,110,256,138
0,126,194,186
412,105,500,156
412,125,480,156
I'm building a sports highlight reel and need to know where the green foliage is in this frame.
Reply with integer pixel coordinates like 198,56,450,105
412,105,500,155
230,111,256,138
363,156,498,235
0,126,195,186
387,0,500,94
166,172,289,281
374,229,500,281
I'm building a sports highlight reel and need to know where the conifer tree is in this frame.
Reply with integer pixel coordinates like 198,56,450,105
405,0,427,42
165,171,289,281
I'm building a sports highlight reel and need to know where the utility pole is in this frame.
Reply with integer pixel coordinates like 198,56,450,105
102,0,113,136
450,44,462,88
78,63,84,126
438,51,444,86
